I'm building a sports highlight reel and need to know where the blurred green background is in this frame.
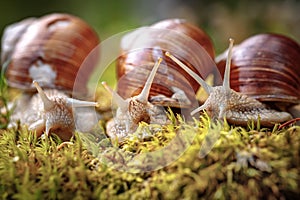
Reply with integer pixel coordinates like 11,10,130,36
0,0,299,52
0,0,299,86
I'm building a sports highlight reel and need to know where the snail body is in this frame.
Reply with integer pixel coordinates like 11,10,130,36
1,13,100,140
103,58,168,142
9,81,98,141
166,38,293,126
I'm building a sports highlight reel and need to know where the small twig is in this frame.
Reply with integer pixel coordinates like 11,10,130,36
278,118,300,130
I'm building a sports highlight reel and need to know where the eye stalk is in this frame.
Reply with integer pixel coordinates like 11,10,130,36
223,38,234,91
102,81,128,113
136,57,163,103
165,52,213,95
33,80,55,111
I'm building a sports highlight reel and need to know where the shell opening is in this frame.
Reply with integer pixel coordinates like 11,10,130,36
165,52,212,94
223,38,234,90
136,57,162,103
102,81,128,113
33,80,55,111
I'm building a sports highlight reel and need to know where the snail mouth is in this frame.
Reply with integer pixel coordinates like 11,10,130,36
45,125,74,141
28,119,46,138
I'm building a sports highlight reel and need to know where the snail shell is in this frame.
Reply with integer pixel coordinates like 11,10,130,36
1,13,100,95
216,33,300,107
116,19,219,108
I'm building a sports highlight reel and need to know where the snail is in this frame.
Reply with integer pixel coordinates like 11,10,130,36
102,58,168,142
216,33,300,110
1,13,100,140
10,81,99,141
165,38,293,127
116,18,220,110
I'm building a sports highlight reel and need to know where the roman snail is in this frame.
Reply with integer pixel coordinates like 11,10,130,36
13,81,99,141
165,38,294,127
216,33,300,110
102,58,168,142
116,18,221,110
1,13,100,141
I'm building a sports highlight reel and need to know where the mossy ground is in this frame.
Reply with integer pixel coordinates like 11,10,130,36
0,112,299,200
0,73,299,199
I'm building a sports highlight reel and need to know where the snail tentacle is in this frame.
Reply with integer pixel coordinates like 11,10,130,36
136,58,162,103
102,81,129,113
33,80,55,111
66,98,99,108
190,102,209,116
223,38,234,91
165,51,213,95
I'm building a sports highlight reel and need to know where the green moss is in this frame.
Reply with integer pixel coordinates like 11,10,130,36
0,102,299,199
0,66,12,129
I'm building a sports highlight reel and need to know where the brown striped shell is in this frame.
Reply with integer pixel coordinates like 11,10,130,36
116,19,219,108
216,33,300,106
1,13,100,95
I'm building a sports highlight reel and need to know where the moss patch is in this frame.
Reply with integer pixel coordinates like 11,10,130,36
0,112,299,199
1,70,299,199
